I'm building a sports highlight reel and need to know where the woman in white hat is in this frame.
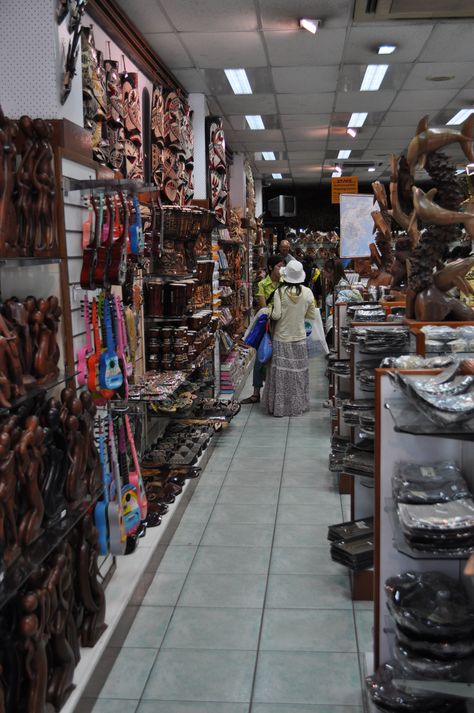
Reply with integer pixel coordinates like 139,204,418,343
262,259,317,417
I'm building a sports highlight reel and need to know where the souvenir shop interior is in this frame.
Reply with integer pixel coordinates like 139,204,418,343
2,1,474,712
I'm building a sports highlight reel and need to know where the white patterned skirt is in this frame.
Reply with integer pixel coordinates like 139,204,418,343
262,338,309,417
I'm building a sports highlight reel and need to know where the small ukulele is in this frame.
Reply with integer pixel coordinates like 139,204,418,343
125,413,147,521
99,296,123,391
94,193,113,288
108,193,128,285
108,418,127,555
93,419,111,556
113,294,129,401
77,294,93,387
80,194,103,290
117,416,141,536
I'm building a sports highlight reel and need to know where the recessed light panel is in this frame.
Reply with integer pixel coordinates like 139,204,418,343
378,45,396,55
338,150,351,159
246,115,265,130
360,64,388,91
272,173,283,179
224,68,252,95
262,152,276,160
348,112,368,128
447,109,474,125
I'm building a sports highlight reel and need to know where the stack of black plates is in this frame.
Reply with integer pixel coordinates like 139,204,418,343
328,516,374,570
343,443,375,478
329,361,350,377
328,432,350,472
342,399,375,425
357,359,381,392
398,500,474,555
359,410,375,434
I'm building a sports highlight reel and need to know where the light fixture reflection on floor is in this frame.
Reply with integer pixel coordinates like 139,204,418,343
299,18,320,33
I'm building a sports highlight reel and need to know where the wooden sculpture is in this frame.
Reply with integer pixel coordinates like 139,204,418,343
0,430,20,566
407,114,474,175
39,398,68,525
16,416,45,548
32,119,57,255
75,514,107,647
0,106,18,256
20,591,54,713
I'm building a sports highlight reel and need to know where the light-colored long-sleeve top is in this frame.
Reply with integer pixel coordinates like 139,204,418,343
270,285,316,342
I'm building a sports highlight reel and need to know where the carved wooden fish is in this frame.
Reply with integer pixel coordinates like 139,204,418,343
412,186,474,238
407,114,474,175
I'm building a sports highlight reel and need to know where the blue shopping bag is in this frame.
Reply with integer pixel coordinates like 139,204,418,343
244,312,268,348
257,327,273,364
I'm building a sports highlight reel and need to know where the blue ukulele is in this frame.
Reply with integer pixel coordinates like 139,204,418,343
99,296,123,391
93,420,111,556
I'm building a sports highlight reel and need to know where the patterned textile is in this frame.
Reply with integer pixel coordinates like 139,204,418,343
262,339,310,417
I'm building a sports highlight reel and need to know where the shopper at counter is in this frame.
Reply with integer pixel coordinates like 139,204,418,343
262,260,316,417
241,254,285,405
278,240,293,264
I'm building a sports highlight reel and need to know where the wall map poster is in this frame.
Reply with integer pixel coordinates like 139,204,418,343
205,116,229,225
339,193,374,258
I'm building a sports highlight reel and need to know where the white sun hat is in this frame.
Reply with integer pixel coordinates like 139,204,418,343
281,259,305,284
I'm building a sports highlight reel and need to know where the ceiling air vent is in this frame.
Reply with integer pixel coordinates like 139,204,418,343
354,0,474,22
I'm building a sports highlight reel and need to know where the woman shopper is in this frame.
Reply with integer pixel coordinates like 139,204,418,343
262,259,316,418
241,254,284,404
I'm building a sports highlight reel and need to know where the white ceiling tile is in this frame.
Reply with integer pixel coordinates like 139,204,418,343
419,23,474,62
260,0,352,30
180,32,267,68
277,93,334,114
171,68,210,93
206,96,224,115
272,66,339,93
264,29,346,67
328,126,377,140
145,33,193,68
254,160,290,170
335,91,396,112
372,125,417,141
280,114,331,128
231,129,284,142
403,62,474,91
327,136,371,150
162,0,258,31
366,139,411,152
343,24,434,64
379,110,431,127
240,140,286,151
282,126,328,141
286,141,328,151
390,89,458,111
288,151,326,161
216,94,277,114
115,0,173,32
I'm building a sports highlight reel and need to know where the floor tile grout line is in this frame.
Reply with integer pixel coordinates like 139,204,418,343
247,404,290,711
132,402,256,705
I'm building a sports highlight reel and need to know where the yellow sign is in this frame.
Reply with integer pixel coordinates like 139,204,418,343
331,176,359,204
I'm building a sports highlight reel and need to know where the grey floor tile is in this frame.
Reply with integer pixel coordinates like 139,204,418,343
260,609,357,652
142,572,187,606
353,600,374,611
198,470,228,486
170,520,207,545
99,648,157,699
252,705,362,712
137,704,249,713
202,522,274,548
279,488,341,506
273,524,331,548
92,701,138,713
191,545,271,574
142,649,257,702
156,545,197,573
190,486,220,505
270,547,349,576
355,609,374,653
163,606,262,650
123,606,173,648
178,572,267,608
178,503,215,523
218,485,279,505
277,503,342,525
224,470,281,487
266,574,352,609
282,471,336,488
253,651,362,706
210,502,277,525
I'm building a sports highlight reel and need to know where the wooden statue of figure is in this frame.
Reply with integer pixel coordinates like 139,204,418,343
39,398,68,525
79,392,101,496
20,590,55,713
0,106,18,256
3,298,35,389
32,119,57,255
45,549,76,710
0,430,20,566
61,390,87,505
15,116,37,256
32,297,62,385
16,416,45,548
0,312,25,399
76,514,107,647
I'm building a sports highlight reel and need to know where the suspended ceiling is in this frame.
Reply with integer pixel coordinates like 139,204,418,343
115,0,474,186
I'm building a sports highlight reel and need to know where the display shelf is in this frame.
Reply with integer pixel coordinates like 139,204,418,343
385,499,473,560
385,398,474,440
0,257,61,267
0,489,102,612
143,273,195,282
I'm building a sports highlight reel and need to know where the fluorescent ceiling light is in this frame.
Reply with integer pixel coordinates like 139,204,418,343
332,171,342,178
360,64,389,91
224,68,252,95
348,112,368,128
245,115,265,130
346,127,357,138
466,163,474,176
378,44,396,54
368,166,376,172
299,18,319,33
447,108,474,125
338,150,351,159
272,173,283,179
456,168,466,175
262,151,276,160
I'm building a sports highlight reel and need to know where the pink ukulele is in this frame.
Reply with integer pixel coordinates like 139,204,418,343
125,413,148,521
113,294,129,401
77,294,93,387
115,294,133,379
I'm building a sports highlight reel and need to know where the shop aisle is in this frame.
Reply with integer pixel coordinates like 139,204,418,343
78,359,372,713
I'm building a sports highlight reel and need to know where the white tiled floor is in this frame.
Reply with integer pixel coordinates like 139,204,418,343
84,359,373,713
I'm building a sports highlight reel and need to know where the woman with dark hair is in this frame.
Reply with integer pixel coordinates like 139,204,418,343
262,260,316,417
323,258,346,290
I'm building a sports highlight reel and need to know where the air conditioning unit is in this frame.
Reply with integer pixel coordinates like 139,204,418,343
267,195,297,217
